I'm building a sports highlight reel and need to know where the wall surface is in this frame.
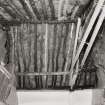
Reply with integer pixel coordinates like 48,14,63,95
17,89,105,105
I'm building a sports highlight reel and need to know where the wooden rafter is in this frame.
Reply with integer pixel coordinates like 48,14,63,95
81,5,105,68
6,0,25,20
1,0,26,20
18,0,36,20
48,0,56,20
39,0,48,20
29,0,41,20
0,7,12,20
10,0,29,20
0,5,16,19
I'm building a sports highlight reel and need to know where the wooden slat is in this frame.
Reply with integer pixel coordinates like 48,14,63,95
58,0,65,20
0,10,12,20
0,19,76,25
29,0,41,20
7,0,25,19
2,0,26,20
69,18,81,86
72,18,81,66
18,0,35,20
24,0,37,21
0,5,17,19
62,23,74,83
39,0,48,20
0,65,12,79
16,71,70,76
10,0,29,20
44,24,48,87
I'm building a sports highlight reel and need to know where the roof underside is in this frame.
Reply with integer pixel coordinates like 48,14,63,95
0,0,63,21
0,0,91,22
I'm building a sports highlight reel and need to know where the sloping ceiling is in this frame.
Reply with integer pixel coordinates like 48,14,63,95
0,0,91,21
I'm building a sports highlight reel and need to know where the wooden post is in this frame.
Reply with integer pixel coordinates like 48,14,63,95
69,18,81,87
44,24,48,87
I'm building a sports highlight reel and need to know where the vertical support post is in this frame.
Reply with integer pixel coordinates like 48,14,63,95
44,23,48,87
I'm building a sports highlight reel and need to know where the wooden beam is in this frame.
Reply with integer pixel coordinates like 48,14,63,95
2,0,26,20
48,0,55,20
69,18,81,87
81,5,105,68
70,0,104,75
10,0,29,20
0,19,76,25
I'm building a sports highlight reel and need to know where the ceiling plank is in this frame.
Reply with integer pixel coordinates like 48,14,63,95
10,0,29,20
48,0,56,20
39,0,48,20
29,0,41,20
18,0,37,21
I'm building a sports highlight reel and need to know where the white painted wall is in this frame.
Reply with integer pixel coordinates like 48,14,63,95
17,90,93,105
